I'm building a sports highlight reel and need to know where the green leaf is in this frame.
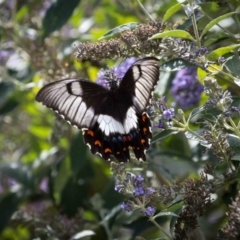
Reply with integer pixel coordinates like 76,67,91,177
0,193,20,233
163,3,182,23
154,211,179,219
188,106,205,122
0,98,19,115
0,82,14,107
149,151,197,178
70,132,94,180
224,55,240,77
201,12,236,39
150,30,196,42
151,129,179,144
60,177,89,216
98,22,139,40
228,134,240,161
160,58,194,72
42,0,81,38
207,44,240,61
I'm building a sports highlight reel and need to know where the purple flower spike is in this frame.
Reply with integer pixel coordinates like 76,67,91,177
113,57,137,78
171,67,204,109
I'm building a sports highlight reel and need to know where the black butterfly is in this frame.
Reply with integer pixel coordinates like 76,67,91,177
36,57,160,162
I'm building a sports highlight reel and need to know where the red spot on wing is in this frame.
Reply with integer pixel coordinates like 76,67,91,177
87,130,94,137
143,127,148,134
104,148,112,153
142,114,147,122
94,140,102,147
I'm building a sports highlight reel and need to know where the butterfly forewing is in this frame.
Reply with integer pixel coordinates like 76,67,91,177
119,57,160,113
36,79,110,128
36,57,160,162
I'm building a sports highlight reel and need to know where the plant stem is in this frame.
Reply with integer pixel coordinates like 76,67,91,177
136,0,155,22
135,198,173,239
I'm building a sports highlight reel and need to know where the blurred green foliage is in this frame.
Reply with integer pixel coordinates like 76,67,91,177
1,0,240,239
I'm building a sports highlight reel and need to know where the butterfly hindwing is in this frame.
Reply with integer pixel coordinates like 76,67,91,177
36,57,160,162
82,112,151,162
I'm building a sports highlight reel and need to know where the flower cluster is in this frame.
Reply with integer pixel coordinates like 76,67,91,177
160,38,209,69
149,97,175,130
74,21,164,61
113,168,157,217
96,57,137,88
171,67,204,109
219,191,240,239
174,173,215,240
204,77,237,115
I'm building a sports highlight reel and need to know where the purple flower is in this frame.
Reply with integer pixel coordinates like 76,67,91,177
125,172,136,182
145,187,156,197
134,175,144,186
96,69,109,88
145,206,156,216
113,57,137,78
39,177,49,193
121,201,133,212
96,57,137,88
163,108,175,120
171,67,204,109
158,120,166,129
115,184,124,192
40,0,52,17
230,106,239,112
0,49,13,65
134,186,145,197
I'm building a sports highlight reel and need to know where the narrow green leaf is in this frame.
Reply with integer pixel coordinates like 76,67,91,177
163,3,182,23
150,30,196,42
207,44,240,61
151,129,179,144
154,211,179,219
201,12,235,38
70,230,95,240
42,0,80,38
0,193,20,233
98,22,139,40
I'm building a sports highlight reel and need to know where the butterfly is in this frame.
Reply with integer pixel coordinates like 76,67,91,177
36,57,160,162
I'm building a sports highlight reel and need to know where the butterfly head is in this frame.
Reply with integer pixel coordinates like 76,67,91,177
99,69,121,90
